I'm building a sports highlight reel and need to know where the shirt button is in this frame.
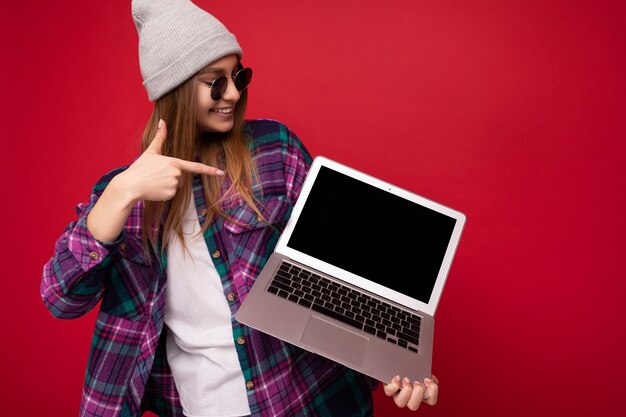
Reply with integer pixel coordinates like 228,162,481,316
236,336,246,345
89,251,99,260
246,380,254,390
227,292,236,302
120,242,128,251
256,214,263,222
211,250,220,259
200,208,208,217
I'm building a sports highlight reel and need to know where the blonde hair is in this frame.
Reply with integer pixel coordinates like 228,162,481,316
140,72,266,260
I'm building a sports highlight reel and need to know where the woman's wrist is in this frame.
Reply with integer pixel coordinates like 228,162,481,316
86,174,137,243
109,172,140,207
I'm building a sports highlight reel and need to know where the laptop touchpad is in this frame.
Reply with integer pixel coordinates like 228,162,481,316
301,316,368,367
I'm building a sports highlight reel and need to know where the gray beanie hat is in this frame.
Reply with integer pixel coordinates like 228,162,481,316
132,0,243,101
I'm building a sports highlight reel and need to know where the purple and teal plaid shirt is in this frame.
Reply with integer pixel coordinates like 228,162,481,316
41,119,379,417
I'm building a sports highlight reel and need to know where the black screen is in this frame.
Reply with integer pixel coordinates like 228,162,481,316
287,166,457,304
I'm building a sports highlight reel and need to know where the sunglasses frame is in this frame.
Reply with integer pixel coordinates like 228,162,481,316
203,66,253,101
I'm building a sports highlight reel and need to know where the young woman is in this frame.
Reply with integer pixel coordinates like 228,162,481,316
41,1,439,416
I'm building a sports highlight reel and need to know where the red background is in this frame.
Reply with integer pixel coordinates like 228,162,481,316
2,1,625,416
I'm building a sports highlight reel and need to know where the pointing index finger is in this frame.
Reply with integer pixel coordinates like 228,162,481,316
173,158,225,176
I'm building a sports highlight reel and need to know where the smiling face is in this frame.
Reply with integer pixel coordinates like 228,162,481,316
195,54,242,134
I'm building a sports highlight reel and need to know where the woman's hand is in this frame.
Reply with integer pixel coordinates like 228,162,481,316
116,119,224,203
382,374,439,411
86,119,224,242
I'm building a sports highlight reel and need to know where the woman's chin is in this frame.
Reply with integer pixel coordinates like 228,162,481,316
197,118,235,134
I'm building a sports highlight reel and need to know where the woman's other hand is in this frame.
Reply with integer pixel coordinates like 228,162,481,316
383,374,439,411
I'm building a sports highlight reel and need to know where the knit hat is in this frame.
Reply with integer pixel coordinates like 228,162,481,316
132,0,243,101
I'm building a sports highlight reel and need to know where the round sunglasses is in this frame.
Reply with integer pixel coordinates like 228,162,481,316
202,67,253,101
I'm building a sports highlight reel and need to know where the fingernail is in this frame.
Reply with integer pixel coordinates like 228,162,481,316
158,119,164,129
393,375,401,382
424,378,432,384
403,377,411,383
216,169,225,175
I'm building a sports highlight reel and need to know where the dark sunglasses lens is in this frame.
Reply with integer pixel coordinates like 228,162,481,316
211,76,228,101
234,68,253,91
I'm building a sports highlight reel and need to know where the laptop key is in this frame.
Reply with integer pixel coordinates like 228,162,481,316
276,270,292,280
397,331,419,346
298,299,312,308
271,281,294,294
274,275,291,285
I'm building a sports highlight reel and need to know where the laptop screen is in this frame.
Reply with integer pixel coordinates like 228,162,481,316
286,166,457,304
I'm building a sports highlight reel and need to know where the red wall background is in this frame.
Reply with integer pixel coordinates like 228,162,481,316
2,1,625,416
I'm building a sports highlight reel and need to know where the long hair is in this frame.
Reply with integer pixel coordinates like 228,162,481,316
139,72,265,260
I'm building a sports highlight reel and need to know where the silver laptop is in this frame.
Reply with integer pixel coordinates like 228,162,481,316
236,155,466,383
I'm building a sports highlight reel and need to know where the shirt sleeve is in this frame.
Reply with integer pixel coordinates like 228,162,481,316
40,168,129,319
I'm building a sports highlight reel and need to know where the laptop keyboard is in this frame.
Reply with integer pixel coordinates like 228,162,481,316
266,261,421,354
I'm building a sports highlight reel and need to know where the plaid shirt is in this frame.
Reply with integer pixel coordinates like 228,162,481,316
42,119,379,417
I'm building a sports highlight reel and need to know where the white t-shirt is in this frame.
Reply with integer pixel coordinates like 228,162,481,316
164,193,251,417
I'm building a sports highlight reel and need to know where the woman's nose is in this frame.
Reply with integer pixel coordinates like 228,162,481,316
221,77,241,101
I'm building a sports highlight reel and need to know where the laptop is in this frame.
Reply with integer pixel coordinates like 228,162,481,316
236,155,466,383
